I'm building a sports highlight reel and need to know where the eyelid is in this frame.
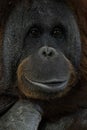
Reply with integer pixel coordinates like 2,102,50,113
29,24,43,30
29,24,43,33
53,24,65,31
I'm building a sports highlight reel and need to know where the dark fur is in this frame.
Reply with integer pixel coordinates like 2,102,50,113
0,0,87,129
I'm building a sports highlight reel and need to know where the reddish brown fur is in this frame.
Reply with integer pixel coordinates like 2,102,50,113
67,0,87,82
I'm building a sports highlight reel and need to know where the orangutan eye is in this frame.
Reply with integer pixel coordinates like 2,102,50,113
29,27,41,38
52,25,65,38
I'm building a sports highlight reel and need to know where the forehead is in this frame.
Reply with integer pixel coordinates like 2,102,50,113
27,0,72,25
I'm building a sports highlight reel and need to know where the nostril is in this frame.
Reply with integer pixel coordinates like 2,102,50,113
47,50,54,57
42,51,47,57
42,50,54,57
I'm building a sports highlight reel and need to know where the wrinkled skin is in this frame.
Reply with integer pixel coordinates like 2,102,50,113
1,0,87,130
